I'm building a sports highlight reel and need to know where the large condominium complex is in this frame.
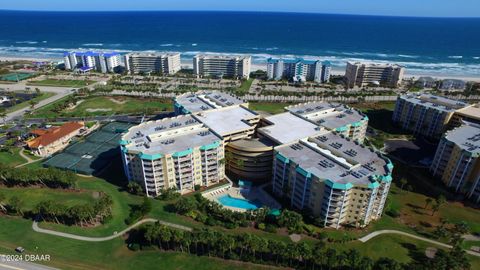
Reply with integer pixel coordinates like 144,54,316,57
285,102,368,142
392,93,470,138
266,58,331,83
120,115,225,197
64,51,121,73
345,62,405,88
255,110,392,228
430,123,480,203
120,92,393,228
193,54,251,79
174,91,247,115
124,52,181,75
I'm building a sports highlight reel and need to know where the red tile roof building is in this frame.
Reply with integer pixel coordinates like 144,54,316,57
26,122,84,157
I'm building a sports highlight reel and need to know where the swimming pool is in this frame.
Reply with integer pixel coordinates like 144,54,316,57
217,195,263,210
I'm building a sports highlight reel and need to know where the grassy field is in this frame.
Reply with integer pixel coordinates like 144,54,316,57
0,187,96,211
249,102,296,114
5,92,55,113
27,79,95,87
238,78,253,92
0,217,279,270
1,159,480,268
31,96,173,118
350,102,413,148
0,148,27,167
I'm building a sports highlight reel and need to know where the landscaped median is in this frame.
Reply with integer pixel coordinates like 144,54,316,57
27,79,95,87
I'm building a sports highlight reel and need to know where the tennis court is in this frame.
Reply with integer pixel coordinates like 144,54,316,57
0,73,35,81
43,122,133,175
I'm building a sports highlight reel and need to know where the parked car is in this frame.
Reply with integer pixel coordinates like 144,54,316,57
15,247,25,253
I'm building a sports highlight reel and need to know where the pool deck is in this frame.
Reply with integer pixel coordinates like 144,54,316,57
202,183,281,212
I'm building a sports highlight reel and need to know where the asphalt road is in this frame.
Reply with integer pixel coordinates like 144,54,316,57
0,83,74,123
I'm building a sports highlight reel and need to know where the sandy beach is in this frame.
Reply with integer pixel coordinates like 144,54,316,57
1,55,478,82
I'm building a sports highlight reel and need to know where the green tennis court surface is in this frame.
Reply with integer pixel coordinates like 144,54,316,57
0,73,35,81
43,122,133,175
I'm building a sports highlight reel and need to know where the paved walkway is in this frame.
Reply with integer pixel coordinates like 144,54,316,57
32,218,192,242
358,229,480,257
15,149,42,168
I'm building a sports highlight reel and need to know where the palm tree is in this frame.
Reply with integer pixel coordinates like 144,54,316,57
29,100,38,109
424,197,433,209
399,178,408,190
0,193,7,213
0,108,6,124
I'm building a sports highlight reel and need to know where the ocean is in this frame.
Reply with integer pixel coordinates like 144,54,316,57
0,10,479,77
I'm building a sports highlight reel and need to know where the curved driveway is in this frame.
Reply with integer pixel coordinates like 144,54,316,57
32,218,192,242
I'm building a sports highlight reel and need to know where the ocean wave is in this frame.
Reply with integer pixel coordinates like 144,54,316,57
265,47,278,51
160,43,174,47
82,43,104,46
191,43,198,46
473,57,480,60
15,41,38,44
0,45,479,77
448,56,463,59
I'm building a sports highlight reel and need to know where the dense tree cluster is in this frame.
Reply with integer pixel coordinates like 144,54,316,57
0,164,76,189
170,193,304,232
34,193,113,226
125,197,152,225
131,223,470,270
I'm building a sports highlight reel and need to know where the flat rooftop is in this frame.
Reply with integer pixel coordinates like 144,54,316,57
195,54,250,60
193,105,258,137
401,93,469,112
286,102,366,130
126,52,180,57
122,115,221,155
455,104,480,121
348,61,404,69
175,91,245,113
258,112,323,145
276,131,390,186
445,123,480,156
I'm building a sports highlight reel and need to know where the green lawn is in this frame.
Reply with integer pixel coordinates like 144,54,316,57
5,92,55,113
249,102,296,114
0,148,27,167
236,78,254,94
0,187,96,211
32,96,173,118
0,217,279,270
27,79,95,87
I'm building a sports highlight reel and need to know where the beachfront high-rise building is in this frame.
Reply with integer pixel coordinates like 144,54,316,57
430,123,480,203
124,52,181,75
271,131,393,228
392,93,470,138
193,54,251,79
64,51,121,73
345,62,405,88
266,58,331,83
120,115,225,197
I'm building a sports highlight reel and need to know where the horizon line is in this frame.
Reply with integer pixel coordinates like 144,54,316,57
0,9,479,19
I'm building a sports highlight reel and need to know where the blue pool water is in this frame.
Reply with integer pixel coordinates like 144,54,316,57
217,195,263,210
